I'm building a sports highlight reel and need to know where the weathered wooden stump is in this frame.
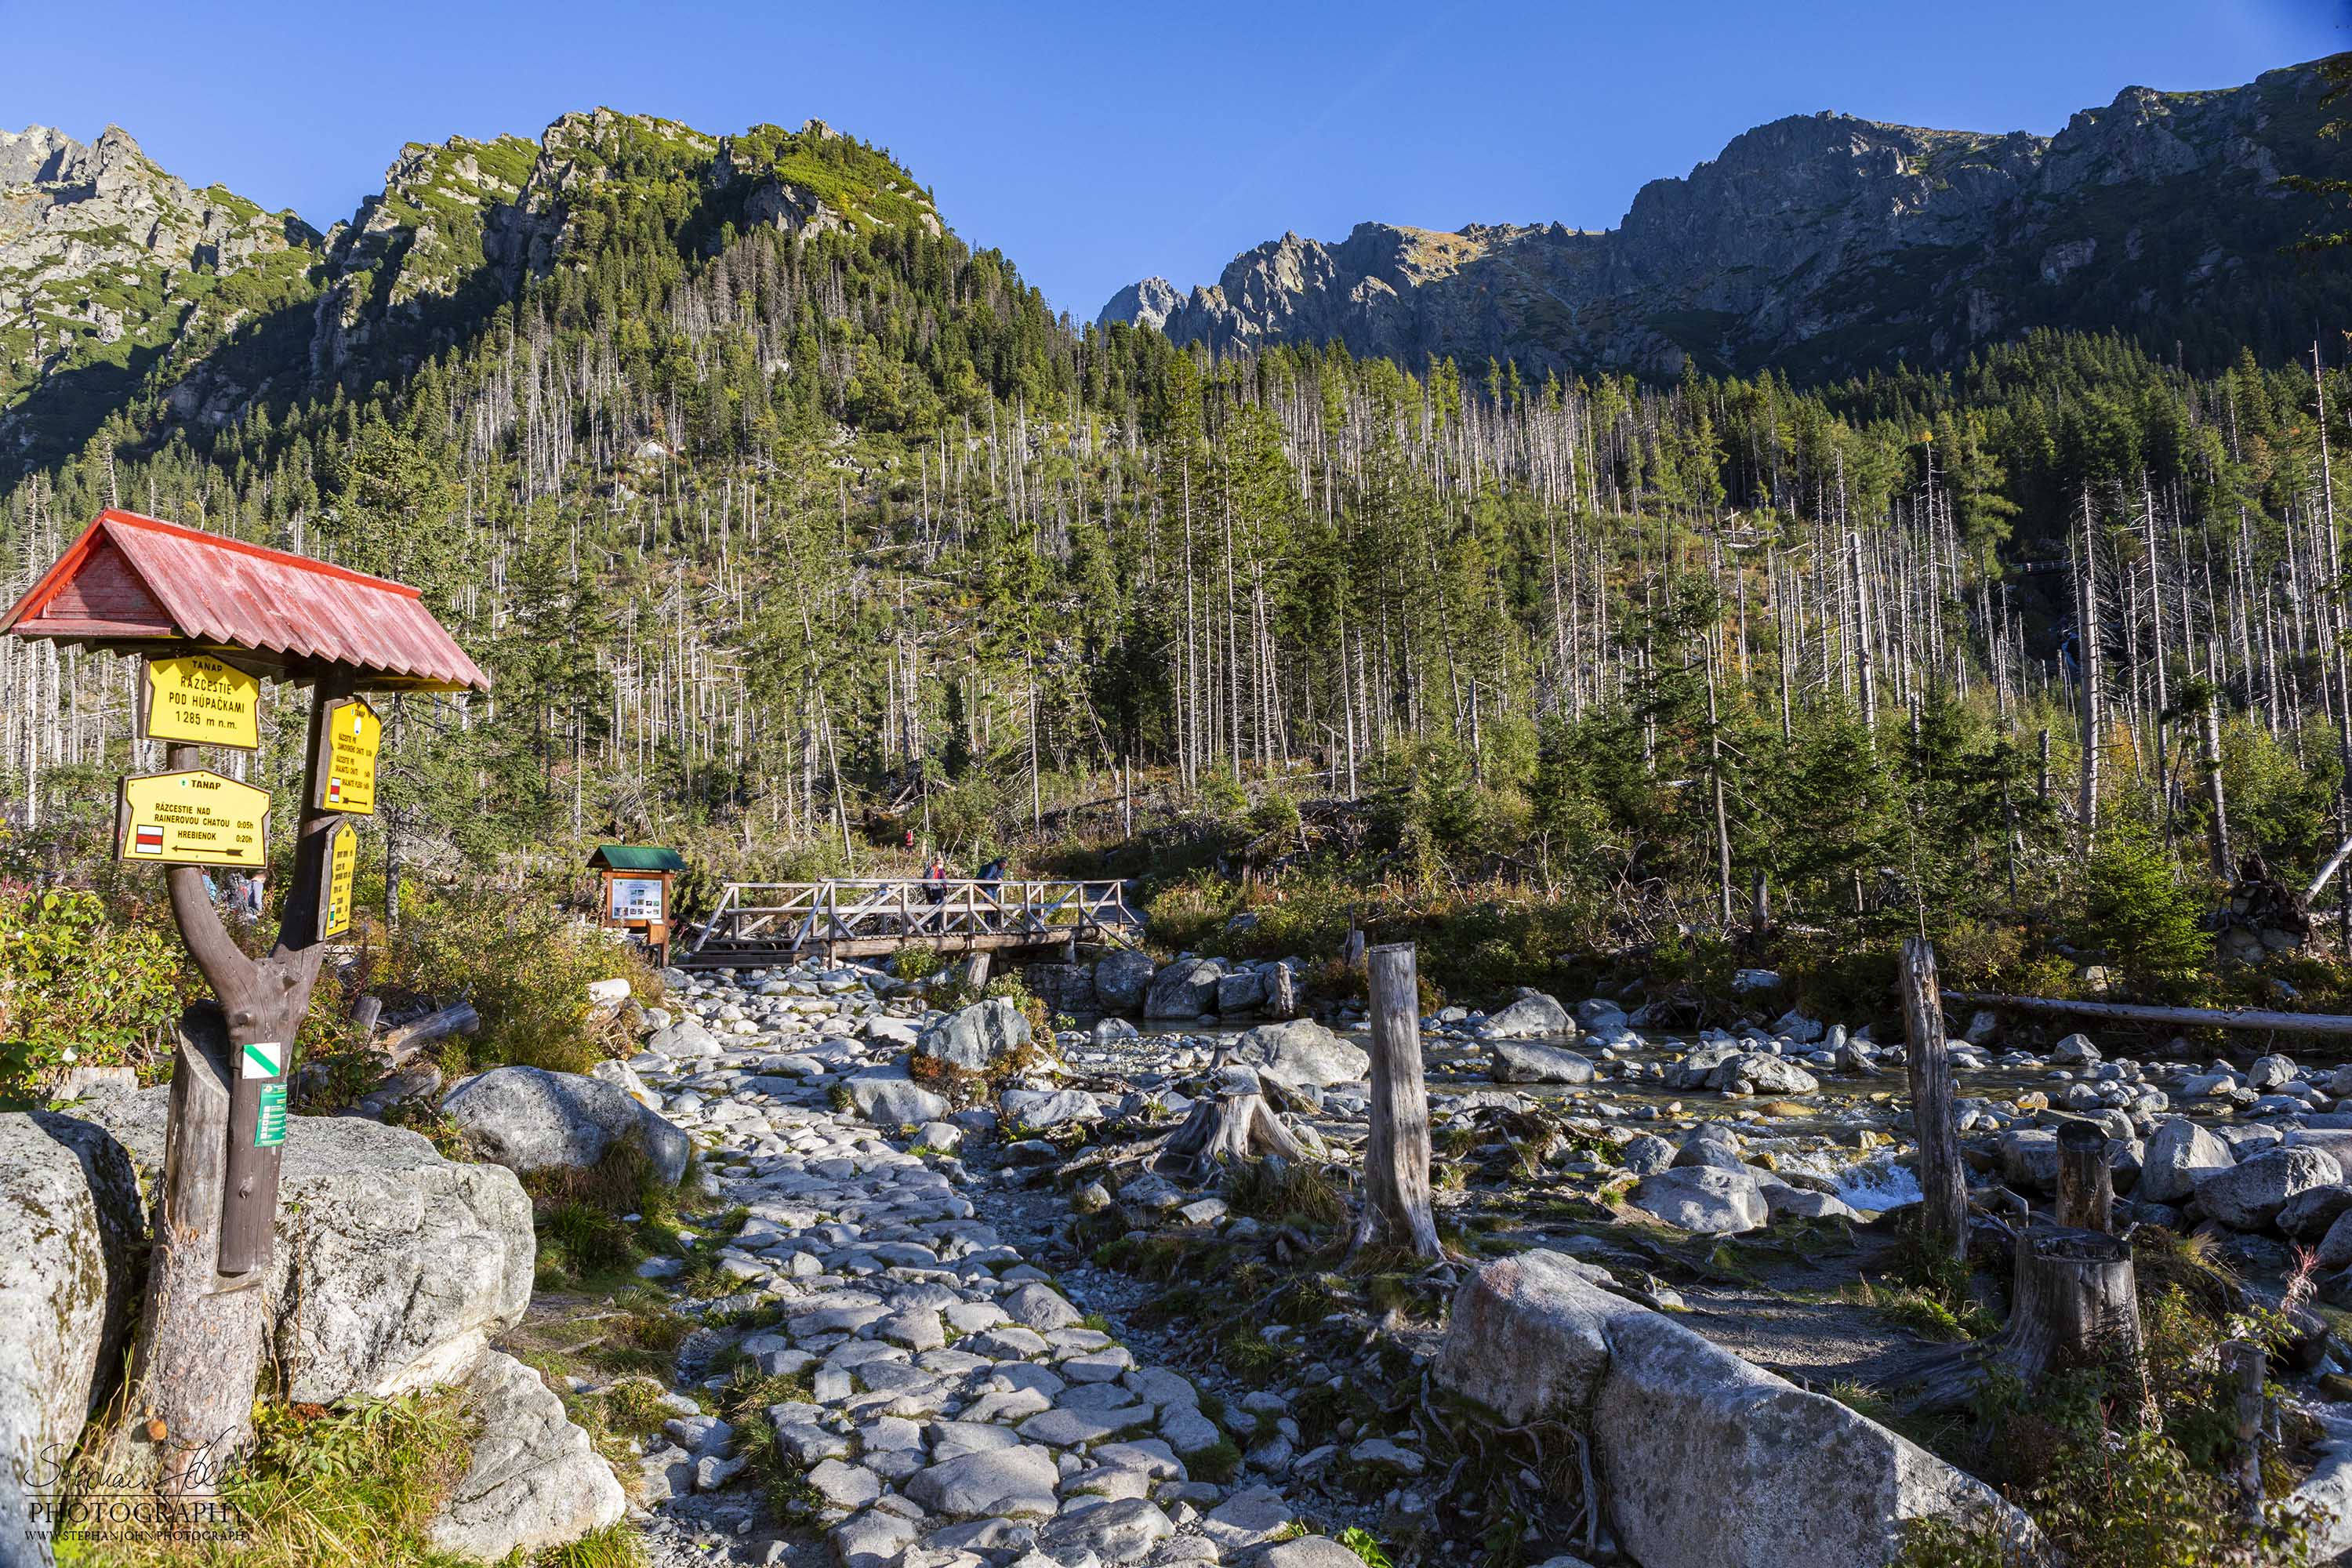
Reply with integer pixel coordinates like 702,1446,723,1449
1156,1085,1310,1181
1900,937,1968,1267
1994,1225,2146,1397
2054,1119,2114,1233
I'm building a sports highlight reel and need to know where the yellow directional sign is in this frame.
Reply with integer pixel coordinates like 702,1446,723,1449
140,655,261,749
116,769,270,868
321,819,358,938
312,696,382,815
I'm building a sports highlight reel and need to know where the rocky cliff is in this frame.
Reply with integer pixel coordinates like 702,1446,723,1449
1102,60,2352,378
0,112,943,476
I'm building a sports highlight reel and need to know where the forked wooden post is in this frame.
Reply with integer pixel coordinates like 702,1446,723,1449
1355,942,1443,1259
1900,936,1968,1265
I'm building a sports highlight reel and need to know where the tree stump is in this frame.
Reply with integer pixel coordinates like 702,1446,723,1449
1156,1085,1310,1181
1353,942,1443,1260
1264,965,1300,1020
1995,1225,2147,1396
118,1004,267,1496
2055,1120,2114,1233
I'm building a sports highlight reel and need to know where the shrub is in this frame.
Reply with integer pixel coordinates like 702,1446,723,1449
84,1391,473,1566
0,887,191,1103
387,885,657,1076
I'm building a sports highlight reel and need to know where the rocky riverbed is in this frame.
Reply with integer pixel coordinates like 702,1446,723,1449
511,953,2330,1566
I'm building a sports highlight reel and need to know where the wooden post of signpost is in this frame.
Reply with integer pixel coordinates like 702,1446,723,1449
129,675,347,1490
1900,937,1968,1266
1354,942,1444,1260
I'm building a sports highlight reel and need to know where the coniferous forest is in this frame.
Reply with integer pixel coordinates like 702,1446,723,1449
9,103,2352,1008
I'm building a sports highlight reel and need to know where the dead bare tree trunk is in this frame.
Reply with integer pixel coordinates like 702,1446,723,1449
2055,1120,2114,1233
2202,688,2233,877
1900,938,1967,1266
1354,942,1443,1259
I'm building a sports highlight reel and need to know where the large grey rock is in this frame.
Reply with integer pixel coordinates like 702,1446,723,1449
1483,989,1571,1039
2194,1145,2343,1232
916,998,1033,1072
1215,968,1265,1015
0,1113,143,1564
2138,1119,2234,1204
1226,1019,1368,1087
1436,1250,2038,1568
844,1067,950,1125
1145,958,1224,1018
906,1443,1061,1517
71,1088,534,1404
1094,950,1156,1015
1704,1052,1819,1096
425,1350,625,1560
442,1065,691,1184
647,1016,721,1058
1489,1041,1596,1084
1627,1166,1767,1233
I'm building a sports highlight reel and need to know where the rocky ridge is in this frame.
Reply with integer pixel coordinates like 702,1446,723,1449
1101,60,2352,379
0,112,943,474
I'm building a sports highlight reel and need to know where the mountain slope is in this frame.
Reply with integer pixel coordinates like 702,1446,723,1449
1102,60,2352,378
0,112,943,477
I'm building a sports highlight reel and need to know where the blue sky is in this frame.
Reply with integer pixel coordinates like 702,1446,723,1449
7,1,2347,319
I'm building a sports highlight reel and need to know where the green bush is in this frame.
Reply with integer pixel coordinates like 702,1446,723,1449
387,885,657,1076
0,888,191,1103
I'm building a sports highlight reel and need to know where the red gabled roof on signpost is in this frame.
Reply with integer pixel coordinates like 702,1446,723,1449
2,510,488,692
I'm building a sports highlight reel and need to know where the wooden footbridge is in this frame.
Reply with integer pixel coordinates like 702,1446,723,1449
682,878,1144,969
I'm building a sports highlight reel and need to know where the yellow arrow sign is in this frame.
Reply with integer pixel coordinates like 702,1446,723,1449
321,819,358,938
313,696,382,815
140,655,262,749
116,770,270,869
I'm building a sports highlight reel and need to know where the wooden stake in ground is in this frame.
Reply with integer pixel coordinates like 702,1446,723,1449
1900,937,1967,1266
1354,942,1443,1260
2055,1119,2114,1233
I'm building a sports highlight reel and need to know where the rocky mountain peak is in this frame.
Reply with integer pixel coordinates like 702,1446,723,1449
1099,57,2352,380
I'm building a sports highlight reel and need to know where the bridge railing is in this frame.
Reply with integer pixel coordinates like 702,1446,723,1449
688,878,1142,957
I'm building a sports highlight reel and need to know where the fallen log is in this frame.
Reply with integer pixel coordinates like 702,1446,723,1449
383,1000,480,1063
1943,989,2352,1036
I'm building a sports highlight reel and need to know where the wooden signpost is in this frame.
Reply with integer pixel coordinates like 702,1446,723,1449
2,509,488,1497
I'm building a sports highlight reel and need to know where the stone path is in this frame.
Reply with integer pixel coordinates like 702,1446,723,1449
605,964,1330,1568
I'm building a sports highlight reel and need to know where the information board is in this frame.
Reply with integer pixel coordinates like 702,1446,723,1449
311,696,381,814
608,877,666,922
140,655,261,749
115,769,270,868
